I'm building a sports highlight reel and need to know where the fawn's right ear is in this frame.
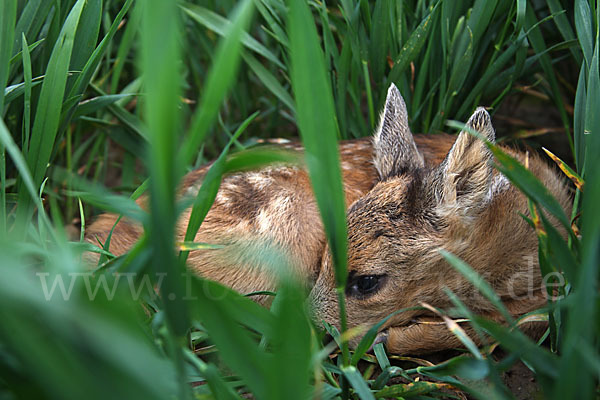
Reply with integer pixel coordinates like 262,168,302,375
432,107,497,218
373,84,424,180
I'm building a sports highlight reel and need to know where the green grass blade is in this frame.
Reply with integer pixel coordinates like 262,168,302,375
21,34,32,154
10,0,53,77
269,282,313,400
440,250,514,324
490,147,570,229
369,0,391,85
68,0,134,99
254,0,289,48
72,94,135,119
180,0,255,165
546,0,581,64
419,356,490,381
69,0,101,72
90,83,148,141
350,307,415,366
287,0,350,363
183,350,242,400
140,0,188,336
583,38,600,176
3,75,43,105
140,0,190,396
16,0,86,223
8,38,43,68
445,28,473,105
575,0,594,67
525,6,573,155
574,62,587,172
388,2,439,84
555,32,600,400
475,318,559,382
110,8,140,94
341,366,375,400
187,278,273,399
242,51,295,111
0,0,16,114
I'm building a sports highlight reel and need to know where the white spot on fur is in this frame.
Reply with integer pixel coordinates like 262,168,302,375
215,191,230,204
485,174,510,202
185,186,198,196
247,172,274,190
256,196,292,234
342,162,353,171
256,209,271,233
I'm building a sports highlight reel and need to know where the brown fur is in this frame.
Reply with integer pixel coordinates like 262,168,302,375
86,84,571,354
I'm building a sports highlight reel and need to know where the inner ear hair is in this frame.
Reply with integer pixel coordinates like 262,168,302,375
373,84,424,180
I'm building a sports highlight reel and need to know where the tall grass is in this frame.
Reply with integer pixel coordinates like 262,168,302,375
0,0,598,399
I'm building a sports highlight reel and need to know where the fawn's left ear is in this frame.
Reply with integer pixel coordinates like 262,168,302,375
433,107,496,217
373,84,424,179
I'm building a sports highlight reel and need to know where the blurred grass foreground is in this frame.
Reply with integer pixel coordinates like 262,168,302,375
0,0,599,399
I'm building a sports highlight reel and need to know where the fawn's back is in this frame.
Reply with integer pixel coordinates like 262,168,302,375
86,133,454,296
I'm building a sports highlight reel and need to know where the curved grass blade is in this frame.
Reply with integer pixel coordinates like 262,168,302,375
542,147,584,191
8,38,43,68
183,350,242,400
179,111,257,263
0,119,45,222
374,381,451,399
3,75,43,104
341,366,375,400
440,249,514,324
418,356,490,382
187,278,274,400
72,94,136,119
474,318,559,382
181,3,283,69
420,301,483,360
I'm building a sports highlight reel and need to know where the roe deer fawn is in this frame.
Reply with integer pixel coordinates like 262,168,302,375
86,84,571,354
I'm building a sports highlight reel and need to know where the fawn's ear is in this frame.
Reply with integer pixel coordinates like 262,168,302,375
373,84,424,179
433,107,496,217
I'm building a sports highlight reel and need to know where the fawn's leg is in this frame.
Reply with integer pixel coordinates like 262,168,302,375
382,291,548,355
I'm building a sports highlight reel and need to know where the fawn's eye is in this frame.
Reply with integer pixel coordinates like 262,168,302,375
347,275,386,298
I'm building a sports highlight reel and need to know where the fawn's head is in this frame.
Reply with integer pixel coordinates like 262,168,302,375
310,84,522,340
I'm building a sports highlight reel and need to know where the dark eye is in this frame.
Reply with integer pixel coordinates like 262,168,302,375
347,275,385,297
